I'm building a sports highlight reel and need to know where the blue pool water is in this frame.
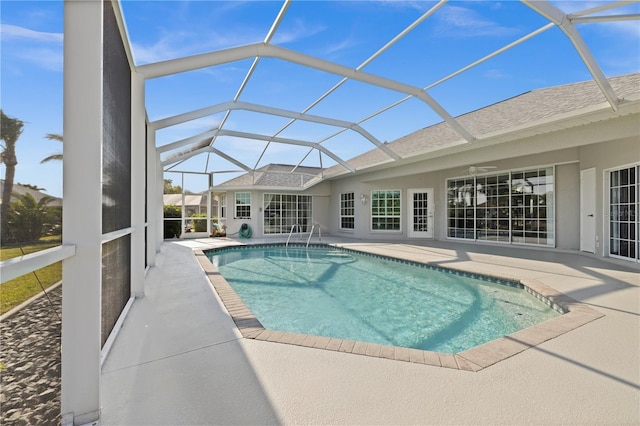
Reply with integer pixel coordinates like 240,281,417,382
207,245,560,353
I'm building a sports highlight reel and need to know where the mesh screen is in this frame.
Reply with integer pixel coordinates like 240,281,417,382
103,0,131,234
101,1,132,346
101,235,131,347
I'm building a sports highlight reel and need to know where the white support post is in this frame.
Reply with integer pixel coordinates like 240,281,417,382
181,173,186,235
61,0,103,424
155,150,163,252
131,71,145,296
207,174,213,235
146,126,158,266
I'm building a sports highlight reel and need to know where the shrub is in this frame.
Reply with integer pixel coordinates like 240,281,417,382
163,205,182,238
192,213,207,232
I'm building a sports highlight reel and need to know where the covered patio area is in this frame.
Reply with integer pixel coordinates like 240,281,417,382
100,238,639,425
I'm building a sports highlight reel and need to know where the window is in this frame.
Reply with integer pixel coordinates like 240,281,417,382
474,174,510,242
609,165,639,261
510,168,553,245
235,192,251,219
220,194,226,219
340,192,355,230
447,177,475,239
371,190,401,231
447,167,555,246
263,193,312,234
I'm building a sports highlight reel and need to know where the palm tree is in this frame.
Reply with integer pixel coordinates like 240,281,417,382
1,109,24,243
41,133,63,163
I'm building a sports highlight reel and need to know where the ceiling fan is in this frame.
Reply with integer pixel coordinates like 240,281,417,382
467,165,497,175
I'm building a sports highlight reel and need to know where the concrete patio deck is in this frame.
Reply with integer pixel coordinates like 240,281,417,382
100,237,639,425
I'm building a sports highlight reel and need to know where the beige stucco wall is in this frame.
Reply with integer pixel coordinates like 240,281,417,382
325,120,639,260
555,162,580,250
221,180,333,238
220,113,637,260
578,136,640,257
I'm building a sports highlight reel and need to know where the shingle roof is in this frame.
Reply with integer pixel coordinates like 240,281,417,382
215,73,640,188
325,73,640,176
216,164,323,189
163,193,216,207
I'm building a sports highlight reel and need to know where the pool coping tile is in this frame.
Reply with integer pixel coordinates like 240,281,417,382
194,246,605,372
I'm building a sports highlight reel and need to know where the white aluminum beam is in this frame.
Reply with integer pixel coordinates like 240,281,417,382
522,0,620,110
569,14,640,23
146,119,159,265
162,142,254,174
152,101,400,160
138,43,475,143
0,245,76,284
232,102,399,159
130,71,145,297
271,0,447,137
157,128,220,154
216,129,355,172
62,1,103,423
568,1,638,17
151,101,233,130
264,45,475,142
208,146,254,173
425,22,555,90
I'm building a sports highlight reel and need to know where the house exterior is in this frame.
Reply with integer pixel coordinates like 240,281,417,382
43,3,638,423
214,73,640,264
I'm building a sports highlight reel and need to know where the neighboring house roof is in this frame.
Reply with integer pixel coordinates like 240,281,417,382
163,193,217,208
0,180,62,207
215,164,323,190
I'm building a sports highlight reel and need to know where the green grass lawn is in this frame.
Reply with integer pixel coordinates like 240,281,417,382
1,239,62,315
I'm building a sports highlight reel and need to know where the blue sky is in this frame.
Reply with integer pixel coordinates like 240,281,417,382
1,0,639,197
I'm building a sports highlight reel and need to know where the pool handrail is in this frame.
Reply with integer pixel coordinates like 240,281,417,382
306,224,321,247
286,224,301,248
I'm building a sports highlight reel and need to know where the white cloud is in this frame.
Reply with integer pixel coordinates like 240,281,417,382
1,24,63,72
433,6,519,38
483,68,511,80
16,48,63,72
373,1,435,12
130,28,265,65
586,19,640,39
322,37,359,56
271,19,327,45
0,24,63,43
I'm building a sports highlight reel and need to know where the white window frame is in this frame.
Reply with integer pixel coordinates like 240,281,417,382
339,192,355,231
235,192,251,219
370,189,402,232
446,165,555,247
220,193,226,219
262,193,313,234
604,162,639,263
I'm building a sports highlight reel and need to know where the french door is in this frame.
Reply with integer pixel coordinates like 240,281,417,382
609,165,639,262
408,188,434,238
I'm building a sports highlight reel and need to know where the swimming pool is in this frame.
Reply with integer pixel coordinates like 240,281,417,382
206,245,562,354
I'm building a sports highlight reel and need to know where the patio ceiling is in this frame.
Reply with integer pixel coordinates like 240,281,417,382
121,0,639,185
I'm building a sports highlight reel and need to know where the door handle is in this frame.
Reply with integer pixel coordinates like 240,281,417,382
587,214,594,217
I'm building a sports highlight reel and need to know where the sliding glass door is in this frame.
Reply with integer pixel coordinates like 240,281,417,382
263,193,312,234
447,167,555,247
609,165,639,262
